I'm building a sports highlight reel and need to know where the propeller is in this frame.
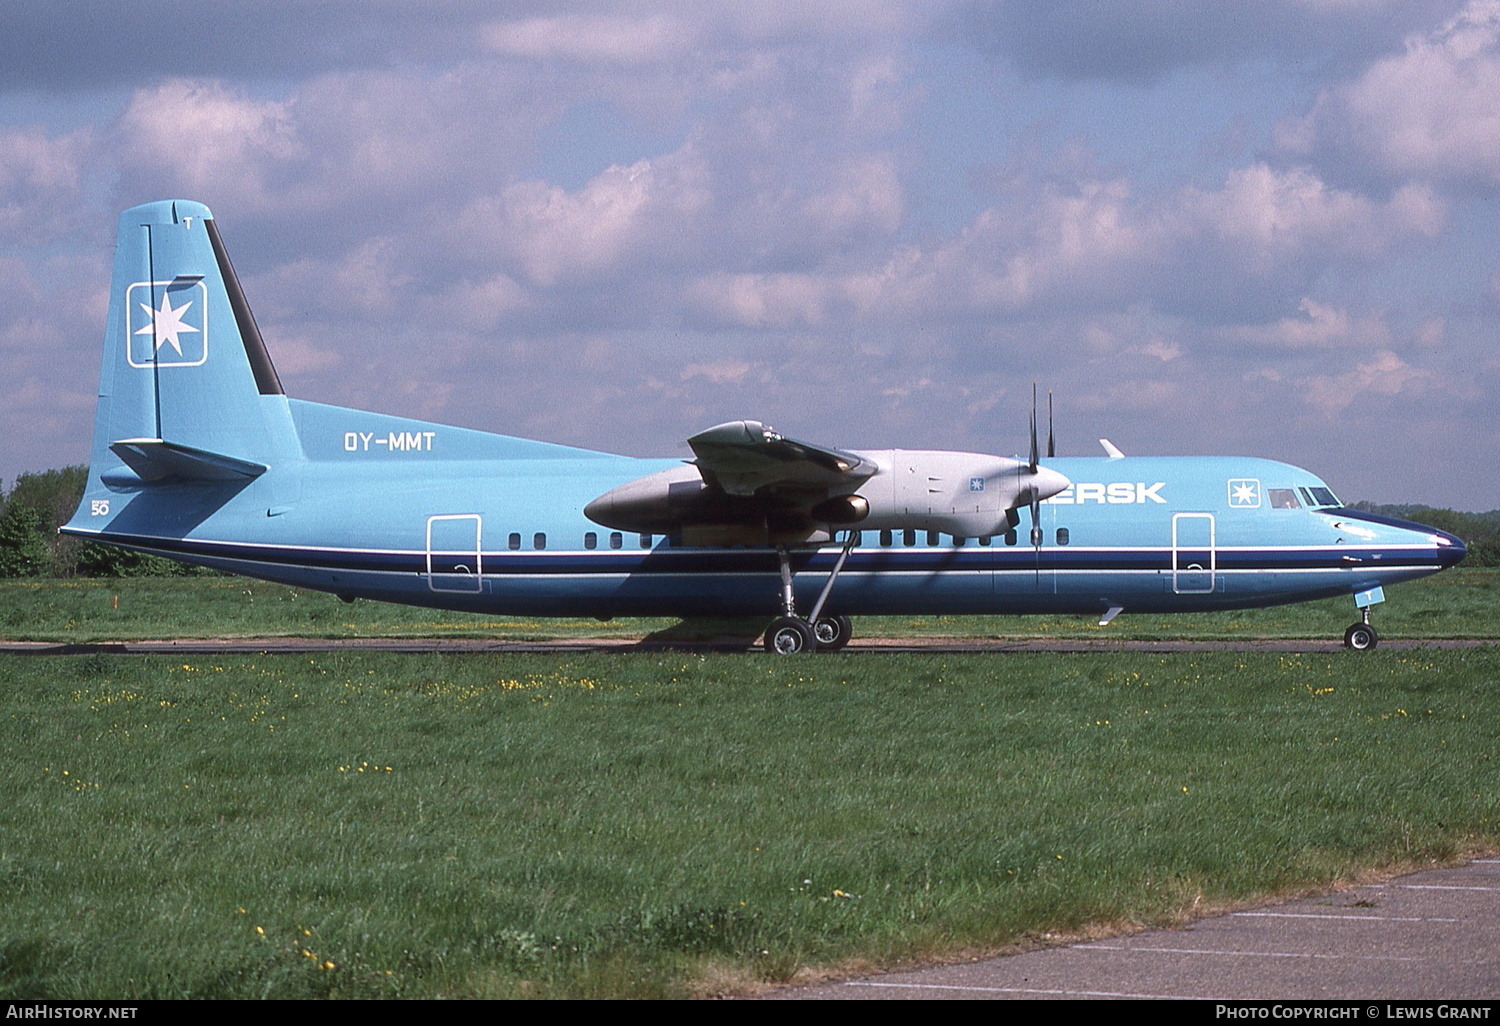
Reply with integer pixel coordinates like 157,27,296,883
1047,390,1055,459
1028,384,1043,546
1007,383,1069,551
1029,383,1039,474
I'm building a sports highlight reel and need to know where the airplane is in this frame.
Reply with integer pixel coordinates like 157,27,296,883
61,200,1467,653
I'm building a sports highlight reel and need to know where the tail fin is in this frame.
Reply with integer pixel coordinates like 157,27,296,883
81,200,301,488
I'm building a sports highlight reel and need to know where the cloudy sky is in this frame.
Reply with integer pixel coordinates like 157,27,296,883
3,0,1498,509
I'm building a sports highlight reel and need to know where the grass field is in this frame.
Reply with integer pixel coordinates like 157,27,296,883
2,568,1497,643
3,645,1498,998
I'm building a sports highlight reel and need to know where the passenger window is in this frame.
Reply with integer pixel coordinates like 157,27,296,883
639,533,652,549
533,533,546,550
508,532,521,551
879,530,893,547
1004,530,1017,546
1268,489,1300,509
609,532,623,549
584,532,597,549
979,536,992,547
952,536,966,547
903,529,916,547
926,530,939,547
1056,527,1069,546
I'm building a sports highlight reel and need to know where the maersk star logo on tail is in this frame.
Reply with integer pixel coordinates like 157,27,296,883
126,281,208,367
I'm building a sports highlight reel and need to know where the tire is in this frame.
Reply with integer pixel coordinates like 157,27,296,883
764,616,814,655
1343,622,1379,651
811,614,853,652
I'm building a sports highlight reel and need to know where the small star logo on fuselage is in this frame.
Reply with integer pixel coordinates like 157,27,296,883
1227,479,1261,507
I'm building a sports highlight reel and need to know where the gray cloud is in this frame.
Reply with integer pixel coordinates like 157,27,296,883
955,0,1460,82
1284,0,1500,192
1,1,1496,510
0,1,506,92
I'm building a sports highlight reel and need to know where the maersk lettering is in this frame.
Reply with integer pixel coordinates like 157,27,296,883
1045,482,1166,505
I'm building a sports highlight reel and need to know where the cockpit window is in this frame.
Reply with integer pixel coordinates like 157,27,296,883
1308,487,1339,507
1268,488,1301,509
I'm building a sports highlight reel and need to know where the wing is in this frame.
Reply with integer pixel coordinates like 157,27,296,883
687,420,874,496
584,420,875,545
585,420,1073,546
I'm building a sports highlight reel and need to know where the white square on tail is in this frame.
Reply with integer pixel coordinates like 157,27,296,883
126,280,208,368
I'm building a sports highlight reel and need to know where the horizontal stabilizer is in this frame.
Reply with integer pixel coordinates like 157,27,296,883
109,438,268,482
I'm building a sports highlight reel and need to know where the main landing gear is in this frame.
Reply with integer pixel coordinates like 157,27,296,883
1343,605,1379,651
762,538,856,654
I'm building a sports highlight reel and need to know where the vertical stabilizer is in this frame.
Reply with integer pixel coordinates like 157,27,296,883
83,200,301,486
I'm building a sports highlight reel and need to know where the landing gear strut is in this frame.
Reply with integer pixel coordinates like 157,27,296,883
762,536,857,654
1343,605,1379,651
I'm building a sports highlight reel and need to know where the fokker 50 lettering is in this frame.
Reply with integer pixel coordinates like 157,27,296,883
62,201,1466,653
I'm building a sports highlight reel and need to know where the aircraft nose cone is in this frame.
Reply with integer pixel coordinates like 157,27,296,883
1434,528,1467,567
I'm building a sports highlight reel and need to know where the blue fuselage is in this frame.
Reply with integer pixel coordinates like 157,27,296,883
72,399,1465,622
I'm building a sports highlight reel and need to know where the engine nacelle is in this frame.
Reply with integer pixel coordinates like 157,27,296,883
583,463,703,533
848,450,1069,538
583,450,1069,543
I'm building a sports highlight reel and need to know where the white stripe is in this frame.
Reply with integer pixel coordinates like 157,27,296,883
74,527,1440,559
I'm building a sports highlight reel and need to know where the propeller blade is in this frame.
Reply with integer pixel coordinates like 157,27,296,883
1029,383,1038,473
1047,390,1055,459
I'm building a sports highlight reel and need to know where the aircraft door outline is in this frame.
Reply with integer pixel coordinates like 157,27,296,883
426,514,483,593
1172,512,1215,594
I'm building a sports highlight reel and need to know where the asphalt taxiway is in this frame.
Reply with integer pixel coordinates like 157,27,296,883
772,858,1500,1000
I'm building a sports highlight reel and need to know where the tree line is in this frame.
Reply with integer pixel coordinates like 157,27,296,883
0,466,208,577
1,466,1495,577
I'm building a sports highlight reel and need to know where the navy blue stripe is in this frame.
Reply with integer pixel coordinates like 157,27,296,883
95,531,1444,577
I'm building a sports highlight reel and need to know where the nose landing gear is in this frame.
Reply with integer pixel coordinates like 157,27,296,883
1343,605,1379,651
